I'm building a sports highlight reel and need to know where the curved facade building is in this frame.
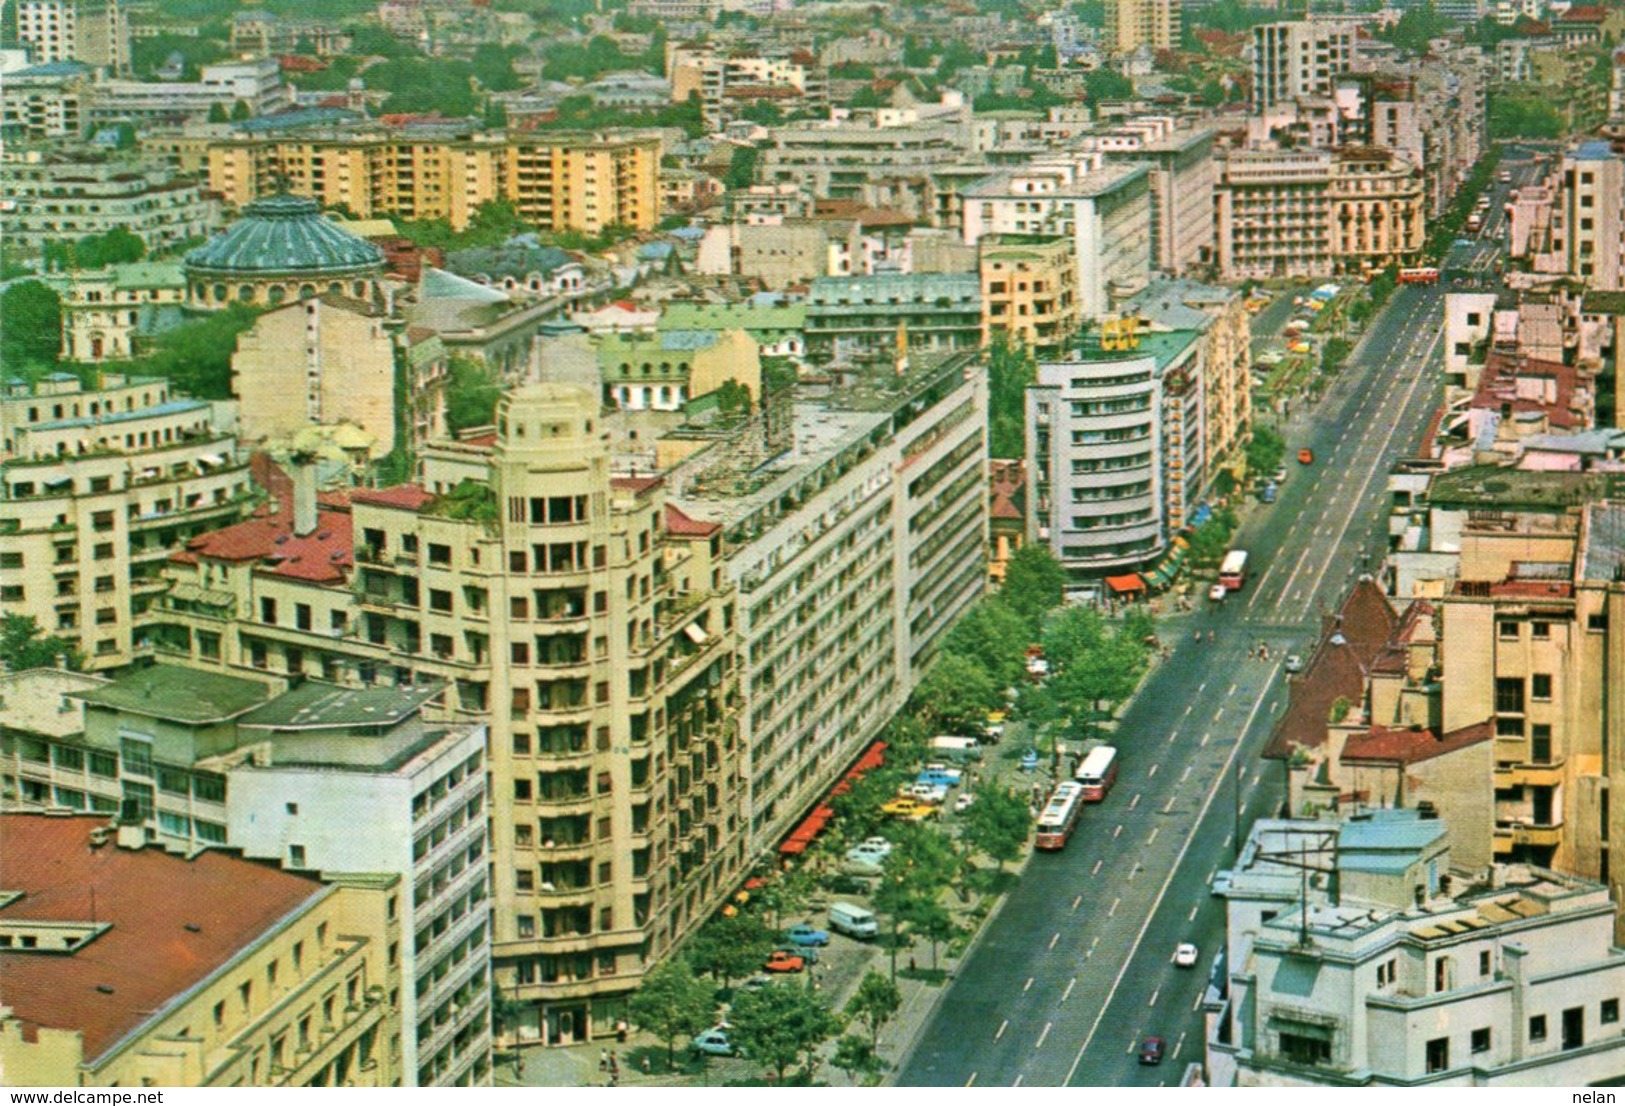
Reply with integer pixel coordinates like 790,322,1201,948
1025,327,1208,578
184,193,384,310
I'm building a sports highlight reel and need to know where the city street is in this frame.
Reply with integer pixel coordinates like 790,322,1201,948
898,277,1453,1087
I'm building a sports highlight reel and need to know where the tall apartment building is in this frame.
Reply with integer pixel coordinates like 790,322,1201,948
760,112,973,205
664,353,989,849
1209,812,1625,1087
143,386,745,1047
1102,0,1179,55
1252,19,1357,113
0,812,402,1087
668,45,826,129
0,373,254,669
1557,141,1625,292
206,133,662,235
962,159,1153,318
1214,148,1424,279
230,294,448,460
1025,329,1205,577
978,235,1080,353
1095,122,1217,276
1434,483,1625,924
1,152,218,255
15,0,127,73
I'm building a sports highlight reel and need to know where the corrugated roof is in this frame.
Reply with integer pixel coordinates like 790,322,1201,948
186,194,382,276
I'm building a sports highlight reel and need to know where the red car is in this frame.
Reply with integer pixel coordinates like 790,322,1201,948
1298,447,1315,465
1139,1036,1165,1065
763,950,805,973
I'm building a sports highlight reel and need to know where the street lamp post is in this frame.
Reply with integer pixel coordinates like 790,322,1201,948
1233,758,1245,862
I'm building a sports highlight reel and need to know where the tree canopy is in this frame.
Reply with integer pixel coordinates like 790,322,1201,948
0,615,85,672
0,282,62,371
1000,544,1067,632
629,957,715,1067
727,984,841,1083
986,337,1036,459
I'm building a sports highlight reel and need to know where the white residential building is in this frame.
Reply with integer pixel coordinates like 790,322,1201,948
1210,812,1625,1087
961,158,1152,318
224,684,492,1088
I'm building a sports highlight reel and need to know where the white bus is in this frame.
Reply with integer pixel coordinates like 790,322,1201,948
1219,550,1249,591
1035,782,1086,850
1075,746,1120,802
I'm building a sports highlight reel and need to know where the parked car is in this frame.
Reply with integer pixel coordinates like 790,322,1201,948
1019,749,1040,772
902,782,948,804
922,763,963,786
918,769,960,790
785,923,830,947
1272,466,1288,483
1139,1036,1165,1065
777,942,818,965
1208,583,1227,602
954,793,976,814
1260,482,1277,504
691,1026,738,1056
881,797,938,821
739,974,772,991
1174,942,1200,968
764,950,805,973
1284,654,1304,673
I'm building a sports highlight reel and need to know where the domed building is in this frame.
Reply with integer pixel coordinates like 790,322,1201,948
184,193,385,310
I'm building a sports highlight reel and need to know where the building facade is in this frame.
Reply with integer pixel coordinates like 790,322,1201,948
0,812,402,1087
0,373,253,669
1,152,218,255
978,235,1080,353
206,133,662,235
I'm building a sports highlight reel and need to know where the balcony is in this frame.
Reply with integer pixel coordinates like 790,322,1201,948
1492,819,1563,852
1494,761,1564,788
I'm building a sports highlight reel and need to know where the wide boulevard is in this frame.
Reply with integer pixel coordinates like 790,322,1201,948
894,153,1544,1085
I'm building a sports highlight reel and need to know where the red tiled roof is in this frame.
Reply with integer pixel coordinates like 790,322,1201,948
0,814,325,1065
181,511,354,583
665,502,719,538
990,494,1022,521
461,432,498,449
1341,719,1493,765
611,475,663,494
1560,5,1605,21
1264,580,1397,760
349,484,434,511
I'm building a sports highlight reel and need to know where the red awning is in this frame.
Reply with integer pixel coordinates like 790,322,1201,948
1105,574,1146,594
777,741,888,854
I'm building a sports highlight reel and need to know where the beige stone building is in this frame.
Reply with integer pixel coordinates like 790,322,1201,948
143,386,745,1047
206,133,662,235
1215,147,1425,280
0,812,402,1087
0,372,254,669
231,295,428,460
978,235,1080,353
53,262,187,364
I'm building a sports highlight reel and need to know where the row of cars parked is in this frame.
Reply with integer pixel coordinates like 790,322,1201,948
875,762,975,823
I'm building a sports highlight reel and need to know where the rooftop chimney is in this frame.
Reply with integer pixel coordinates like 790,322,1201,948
291,458,318,538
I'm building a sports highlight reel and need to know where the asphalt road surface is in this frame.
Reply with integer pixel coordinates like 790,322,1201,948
897,278,1457,1087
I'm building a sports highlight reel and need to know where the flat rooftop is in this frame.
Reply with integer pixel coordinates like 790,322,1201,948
72,665,276,724
237,680,446,731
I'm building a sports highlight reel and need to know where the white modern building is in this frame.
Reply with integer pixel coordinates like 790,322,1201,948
1210,812,1625,1087
962,158,1152,318
224,683,492,1088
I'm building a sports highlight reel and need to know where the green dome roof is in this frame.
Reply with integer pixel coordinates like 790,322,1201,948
186,194,383,276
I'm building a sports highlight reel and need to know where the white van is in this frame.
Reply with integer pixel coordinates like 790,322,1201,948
930,735,983,761
829,901,879,939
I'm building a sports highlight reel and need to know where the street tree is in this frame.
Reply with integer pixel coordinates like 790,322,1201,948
629,956,715,1068
728,984,841,1084
910,652,998,731
1001,544,1067,631
1246,425,1286,478
831,1034,880,1085
986,336,1037,458
846,970,902,1050
907,897,959,971
0,614,85,672
939,598,1029,688
1041,603,1107,671
686,910,775,985
961,784,1030,870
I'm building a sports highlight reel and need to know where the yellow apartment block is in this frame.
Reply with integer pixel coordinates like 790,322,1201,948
207,134,662,234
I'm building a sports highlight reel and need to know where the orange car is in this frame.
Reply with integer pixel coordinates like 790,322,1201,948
764,950,805,973
1297,447,1315,464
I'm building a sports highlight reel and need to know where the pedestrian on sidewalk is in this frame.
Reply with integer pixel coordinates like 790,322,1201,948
599,1050,609,1075
642,1055,651,1076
